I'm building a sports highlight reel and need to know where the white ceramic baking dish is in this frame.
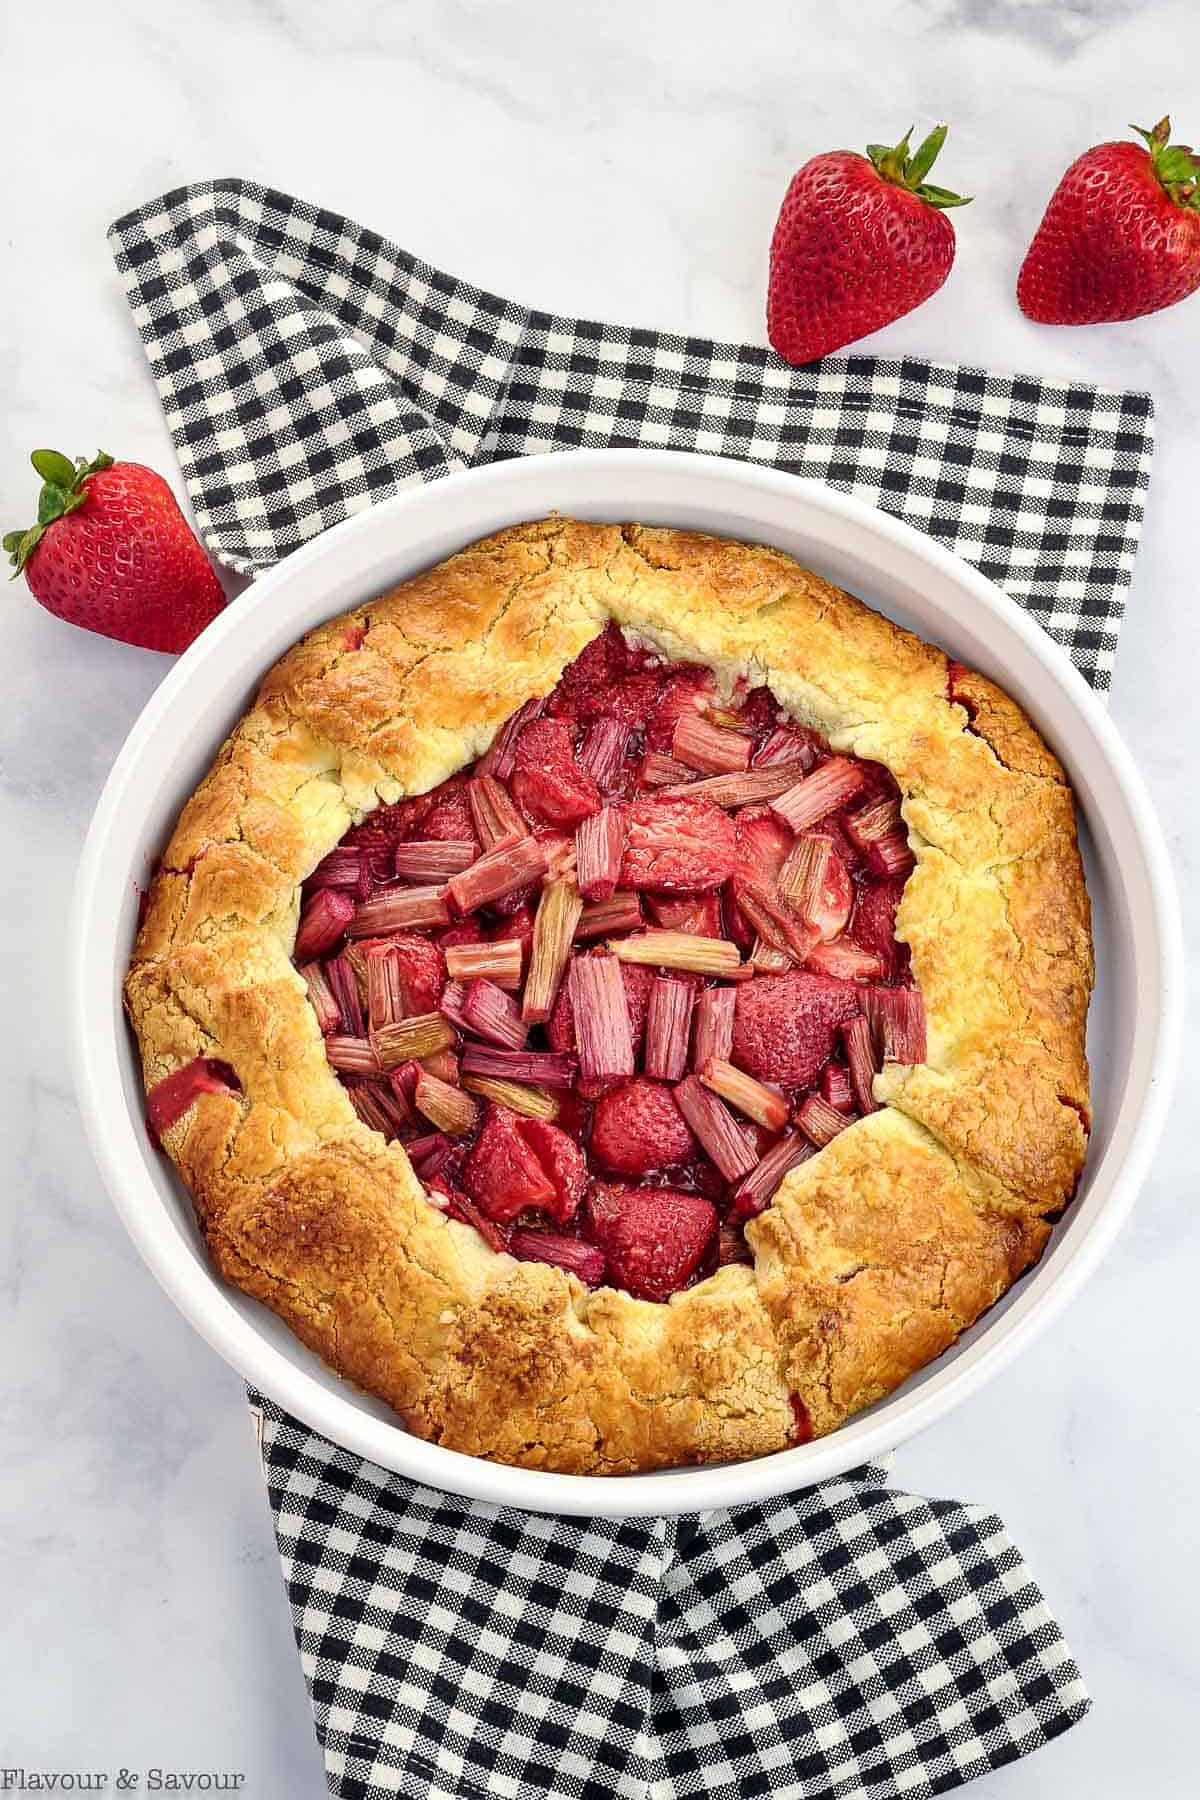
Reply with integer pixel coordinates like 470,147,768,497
70,450,1181,1517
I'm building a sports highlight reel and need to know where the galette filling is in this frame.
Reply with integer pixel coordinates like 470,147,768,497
287,625,927,1301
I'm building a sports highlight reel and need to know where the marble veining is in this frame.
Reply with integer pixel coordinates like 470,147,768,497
3,1,1196,1794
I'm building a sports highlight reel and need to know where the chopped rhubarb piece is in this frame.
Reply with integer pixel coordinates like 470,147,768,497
821,1061,856,1112
805,939,883,981
751,940,792,972
777,834,852,942
535,828,577,882
146,1057,239,1141
661,760,810,809
308,847,363,891
577,717,629,793
700,1058,789,1132
575,809,626,903
460,1045,578,1088
673,1075,758,1181
444,938,523,990
519,1117,587,1223
646,892,723,937
733,880,818,963
468,775,526,852
461,1075,560,1121
420,1048,460,1085
840,1013,880,1115
405,1131,448,1170
463,1105,556,1223
770,757,868,832
693,987,735,1069
735,805,794,883
844,796,903,852
865,986,927,1065
732,971,863,1089
447,835,548,914
797,1093,854,1147
348,886,450,936
370,1013,455,1069
575,892,644,941
509,1230,606,1287
639,751,695,788
463,978,528,1049
620,793,737,893
644,978,695,1081
393,839,477,882
754,725,820,771
438,979,472,1032
849,878,909,982
414,1070,478,1137
325,1035,382,1076
672,711,752,775
567,954,635,1083
512,717,602,829
294,889,354,960
867,833,916,879
326,950,365,1035
729,1131,815,1221
365,944,405,1032
477,695,545,780
444,1187,509,1253
549,959,653,1061
591,1078,697,1176
717,1222,753,1266
645,665,716,753
586,1184,718,1303
523,879,584,1023
347,1079,414,1139
299,962,341,1035
608,930,741,977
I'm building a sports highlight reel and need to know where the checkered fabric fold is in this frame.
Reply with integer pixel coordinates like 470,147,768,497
109,178,1140,1799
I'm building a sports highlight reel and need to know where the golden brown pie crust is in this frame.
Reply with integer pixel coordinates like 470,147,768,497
124,520,1092,1473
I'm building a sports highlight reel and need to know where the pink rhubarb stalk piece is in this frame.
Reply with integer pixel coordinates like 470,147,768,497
308,847,363,891
420,1047,460,1085
567,954,635,1083
639,752,696,788
805,939,883,981
326,951,365,1035
865,987,927,1064
821,1061,856,1112
325,1035,383,1076
797,1092,854,1147
349,887,450,936
866,834,916,879
294,889,355,959
414,1070,478,1136
734,881,818,963
778,833,853,942
575,892,643,942
662,760,809,808
770,757,868,832
700,1057,789,1131
509,1229,607,1287
673,1075,758,1181
438,978,472,1032
644,977,696,1082
476,696,545,781
393,840,477,882
672,712,752,775
693,987,735,1069
447,835,548,914
299,962,341,1035
578,718,629,792
463,978,529,1049
461,1075,560,1121
347,1080,414,1139
370,1013,456,1069
729,1131,815,1221
523,879,584,1024
444,938,524,990
841,1013,881,1115
844,796,902,851
468,775,526,851
755,726,818,771
146,1057,238,1140
575,809,626,903
460,1045,579,1089
607,930,741,977
365,944,406,1032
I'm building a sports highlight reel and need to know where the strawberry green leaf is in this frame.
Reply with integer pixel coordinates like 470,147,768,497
30,449,77,487
905,124,948,187
3,531,24,555
7,523,44,578
915,182,972,209
36,483,70,526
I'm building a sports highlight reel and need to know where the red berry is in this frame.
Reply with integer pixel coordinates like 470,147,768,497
732,970,863,1090
511,718,602,829
586,1185,718,1303
590,1079,697,1177
463,1106,557,1224
422,781,480,845
848,879,910,983
620,793,738,893
519,1117,587,1224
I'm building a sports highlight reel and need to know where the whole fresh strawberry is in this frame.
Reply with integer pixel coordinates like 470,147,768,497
6,450,225,652
1018,117,1200,325
767,124,970,366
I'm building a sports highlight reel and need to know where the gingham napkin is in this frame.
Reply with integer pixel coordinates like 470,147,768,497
110,179,1155,1800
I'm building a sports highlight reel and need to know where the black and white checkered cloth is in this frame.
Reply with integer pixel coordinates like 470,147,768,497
110,179,1154,1799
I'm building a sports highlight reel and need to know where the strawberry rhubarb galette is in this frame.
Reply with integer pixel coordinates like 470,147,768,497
126,521,1092,1474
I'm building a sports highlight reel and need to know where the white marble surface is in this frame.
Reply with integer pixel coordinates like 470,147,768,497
3,1,1196,1793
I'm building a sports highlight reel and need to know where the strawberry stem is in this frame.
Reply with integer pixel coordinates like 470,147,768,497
865,124,971,209
1130,116,1200,209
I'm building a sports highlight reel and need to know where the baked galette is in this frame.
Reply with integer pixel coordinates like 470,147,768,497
125,520,1092,1473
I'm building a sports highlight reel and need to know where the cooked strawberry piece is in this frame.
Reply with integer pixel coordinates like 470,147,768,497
848,877,910,981
647,892,723,937
590,1078,697,1176
546,623,654,727
463,1104,557,1223
509,1229,607,1286
518,1117,587,1224
586,1185,718,1303
735,805,794,883
732,879,817,963
345,792,435,847
621,793,738,893
735,684,779,737
422,781,479,845
147,1057,239,1141
487,901,536,971
379,933,446,1013
805,939,883,981
438,917,486,950
511,718,602,829
645,666,716,753
732,970,863,1089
